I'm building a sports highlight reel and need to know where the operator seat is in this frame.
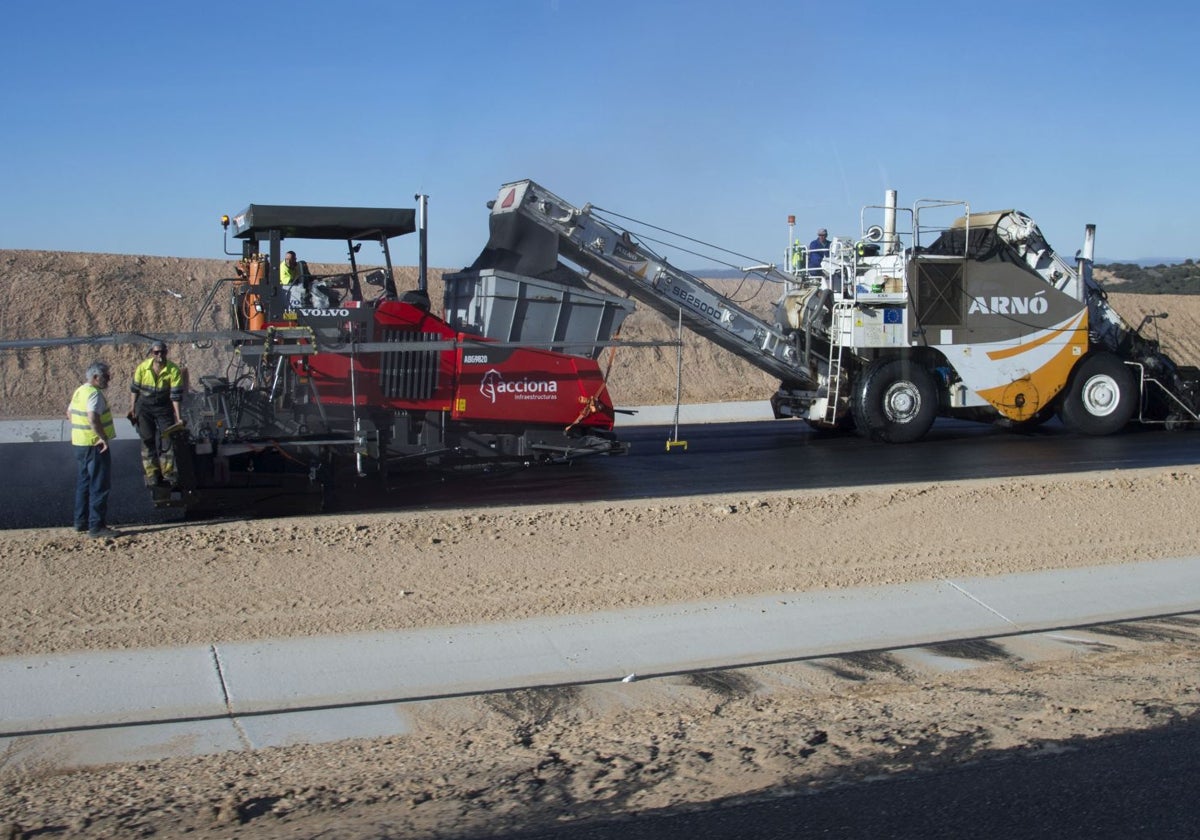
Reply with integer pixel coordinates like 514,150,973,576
400,289,431,311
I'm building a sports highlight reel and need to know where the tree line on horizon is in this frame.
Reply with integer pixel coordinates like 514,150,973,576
1098,259,1200,294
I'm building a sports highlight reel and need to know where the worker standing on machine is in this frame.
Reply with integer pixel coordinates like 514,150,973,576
790,240,806,275
129,341,184,487
807,228,830,271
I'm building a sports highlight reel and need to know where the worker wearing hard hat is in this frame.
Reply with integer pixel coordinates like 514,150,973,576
808,228,830,271
790,240,806,274
129,341,185,488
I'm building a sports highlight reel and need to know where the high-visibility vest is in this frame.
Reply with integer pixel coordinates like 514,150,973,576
131,358,184,405
69,384,115,446
791,244,806,269
281,262,299,286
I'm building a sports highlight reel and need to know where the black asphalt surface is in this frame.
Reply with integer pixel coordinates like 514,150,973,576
5,418,1200,530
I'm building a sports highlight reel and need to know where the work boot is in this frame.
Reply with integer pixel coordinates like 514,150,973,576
87,527,121,539
142,448,161,483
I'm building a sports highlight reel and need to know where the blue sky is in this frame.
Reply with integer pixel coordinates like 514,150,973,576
2,0,1197,270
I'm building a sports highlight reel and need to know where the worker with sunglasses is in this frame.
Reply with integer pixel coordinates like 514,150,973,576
129,340,184,488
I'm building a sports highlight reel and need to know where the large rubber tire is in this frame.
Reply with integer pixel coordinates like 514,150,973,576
1059,352,1137,436
851,358,938,443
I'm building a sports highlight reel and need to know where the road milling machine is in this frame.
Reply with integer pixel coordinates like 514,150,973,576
484,180,1200,443
165,198,633,516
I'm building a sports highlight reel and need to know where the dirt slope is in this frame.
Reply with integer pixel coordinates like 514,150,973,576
0,250,780,417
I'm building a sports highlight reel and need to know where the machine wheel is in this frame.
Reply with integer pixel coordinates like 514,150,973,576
1059,352,1137,436
851,358,938,443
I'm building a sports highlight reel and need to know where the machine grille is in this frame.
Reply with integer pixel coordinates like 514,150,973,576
915,259,966,327
379,330,441,400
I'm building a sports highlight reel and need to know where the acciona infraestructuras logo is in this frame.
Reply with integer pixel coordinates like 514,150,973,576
479,369,559,403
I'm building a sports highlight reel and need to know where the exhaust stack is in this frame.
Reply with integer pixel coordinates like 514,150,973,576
1078,223,1096,296
884,189,898,255
416,193,429,293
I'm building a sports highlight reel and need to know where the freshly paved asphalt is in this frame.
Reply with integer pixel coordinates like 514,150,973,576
5,404,1200,530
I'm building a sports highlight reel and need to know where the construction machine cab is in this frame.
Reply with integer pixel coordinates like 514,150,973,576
224,202,420,324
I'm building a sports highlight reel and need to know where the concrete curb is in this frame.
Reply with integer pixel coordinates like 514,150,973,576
2,556,1197,769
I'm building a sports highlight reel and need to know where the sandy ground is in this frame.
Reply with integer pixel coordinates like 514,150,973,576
3,471,1200,659
3,252,1200,836
2,469,1200,838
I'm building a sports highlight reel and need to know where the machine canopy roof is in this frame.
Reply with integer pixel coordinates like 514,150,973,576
231,204,417,241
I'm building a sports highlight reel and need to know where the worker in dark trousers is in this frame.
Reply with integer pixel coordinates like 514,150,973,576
69,360,119,538
129,340,184,487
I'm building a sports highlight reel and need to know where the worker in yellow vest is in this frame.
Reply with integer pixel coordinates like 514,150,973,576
281,250,301,286
281,249,309,307
129,341,184,487
790,240,806,274
68,361,119,538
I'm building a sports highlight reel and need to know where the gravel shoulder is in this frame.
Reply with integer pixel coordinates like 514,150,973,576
3,468,1199,658
3,468,1200,838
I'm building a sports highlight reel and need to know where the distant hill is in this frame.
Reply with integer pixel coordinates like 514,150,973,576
0,249,778,418
3,248,1197,418
1097,260,1200,294
1101,257,1191,267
